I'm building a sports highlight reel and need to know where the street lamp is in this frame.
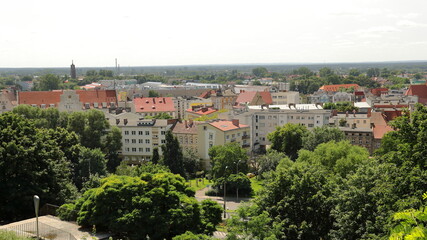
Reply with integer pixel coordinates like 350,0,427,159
223,166,228,219
33,195,40,240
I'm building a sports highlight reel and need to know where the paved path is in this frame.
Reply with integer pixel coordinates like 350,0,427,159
0,215,110,240
195,187,251,211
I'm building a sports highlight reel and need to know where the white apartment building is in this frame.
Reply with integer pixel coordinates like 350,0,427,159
106,112,176,164
271,91,300,105
232,104,331,151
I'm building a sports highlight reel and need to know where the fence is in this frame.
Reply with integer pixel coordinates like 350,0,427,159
5,221,77,240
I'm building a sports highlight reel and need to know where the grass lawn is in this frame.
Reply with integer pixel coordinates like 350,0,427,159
250,177,264,195
188,178,212,191
0,230,32,240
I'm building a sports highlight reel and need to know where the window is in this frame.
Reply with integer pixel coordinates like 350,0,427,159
145,139,150,144
132,131,136,135
125,131,129,135
209,142,213,148
146,148,150,152
126,147,130,152
139,148,143,152
161,131,166,135
145,131,150,135
308,124,314,127
139,139,143,143
237,133,240,137
138,131,143,135
125,139,129,143
161,139,166,144
209,133,213,140
259,116,265,120
132,139,136,143
232,134,235,138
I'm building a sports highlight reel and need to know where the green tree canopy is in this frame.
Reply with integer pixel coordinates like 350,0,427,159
35,73,62,91
267,123,308,160
302,126,345,151
209,142,248,179
0,113,75,220
161,131,185,177
252,67,268,77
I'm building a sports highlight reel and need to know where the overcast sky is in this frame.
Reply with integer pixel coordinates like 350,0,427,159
1,0,427,67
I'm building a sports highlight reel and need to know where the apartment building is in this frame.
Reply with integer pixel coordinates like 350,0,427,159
172,120,199,154
271,91,300,105
106,112,176,164
174,96,212,119
0,89,16,113
133,97,176,118
197,119,250,167
233,104,331,151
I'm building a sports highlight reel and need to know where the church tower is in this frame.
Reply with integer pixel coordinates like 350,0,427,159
70,61,76,79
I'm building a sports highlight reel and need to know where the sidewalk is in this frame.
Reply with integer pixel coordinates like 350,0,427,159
195,187,251,211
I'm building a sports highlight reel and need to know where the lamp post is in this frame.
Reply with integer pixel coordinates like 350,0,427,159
33,195,40,240
223,166,228,219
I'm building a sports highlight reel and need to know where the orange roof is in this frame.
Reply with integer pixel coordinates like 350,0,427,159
258,91,273,105
199,90,216,98
319,84,360,92
134,97,175,113
76,90,117,106
371,112,394,139
235,91,257,104
19,90,117,108
186,107,217,116
18,91,62,106
209,120,249,131
405,84,427,104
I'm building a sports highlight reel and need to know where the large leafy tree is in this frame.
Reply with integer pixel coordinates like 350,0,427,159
35,73,61,91
102,126,122,172
302,126,345,151
209,142,248,179
0,113,75,220
267,123,308,160
63,172,221,239
255,161,334,240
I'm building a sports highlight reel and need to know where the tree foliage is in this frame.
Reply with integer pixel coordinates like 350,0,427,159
302,126,345,151
0,113,75,220
209,143,248,179
64,173,222,239
267,123,308,160
161,131,185,177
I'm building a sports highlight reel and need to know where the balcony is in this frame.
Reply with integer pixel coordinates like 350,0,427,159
242,144,250,148
242,134,250,140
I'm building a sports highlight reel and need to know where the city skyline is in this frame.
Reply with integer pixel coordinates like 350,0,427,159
1,0,427,68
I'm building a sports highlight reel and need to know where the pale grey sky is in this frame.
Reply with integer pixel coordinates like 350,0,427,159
1,0,427,67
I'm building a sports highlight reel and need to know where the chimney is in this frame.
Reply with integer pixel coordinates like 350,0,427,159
163,97,166,103
232,119,239,127
153,98,156,104
367,108,372,117
124,119,128,125
116,119,120,125
185,120,188,128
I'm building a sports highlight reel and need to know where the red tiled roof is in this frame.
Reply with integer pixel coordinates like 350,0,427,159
258,91,273,105
354,91,365,96
371,88,388,96
134,97,175,113
18,91,62,106
319,84,360,92
76,90,117,107
209,120,249,131
235,91,257,104
405,84,427,104
186,107,217,116
370,112,394,139
199,90,216,98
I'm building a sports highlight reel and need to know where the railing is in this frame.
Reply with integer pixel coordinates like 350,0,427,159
242,135,250,140
5,221,77,240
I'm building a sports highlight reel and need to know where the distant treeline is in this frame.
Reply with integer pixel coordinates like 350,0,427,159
1,61,427,76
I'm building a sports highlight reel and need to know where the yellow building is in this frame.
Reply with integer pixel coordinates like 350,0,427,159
172,120,199,154
197,119,250,168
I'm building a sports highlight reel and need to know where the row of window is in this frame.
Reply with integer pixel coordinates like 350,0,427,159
125,147,151,153
124,139,166,144
124,130,166,136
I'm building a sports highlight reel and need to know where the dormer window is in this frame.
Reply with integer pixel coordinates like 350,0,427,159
94,102,98,108
41,104,46,109
49,104,55,107
85,103,90,109
102,102,107,108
